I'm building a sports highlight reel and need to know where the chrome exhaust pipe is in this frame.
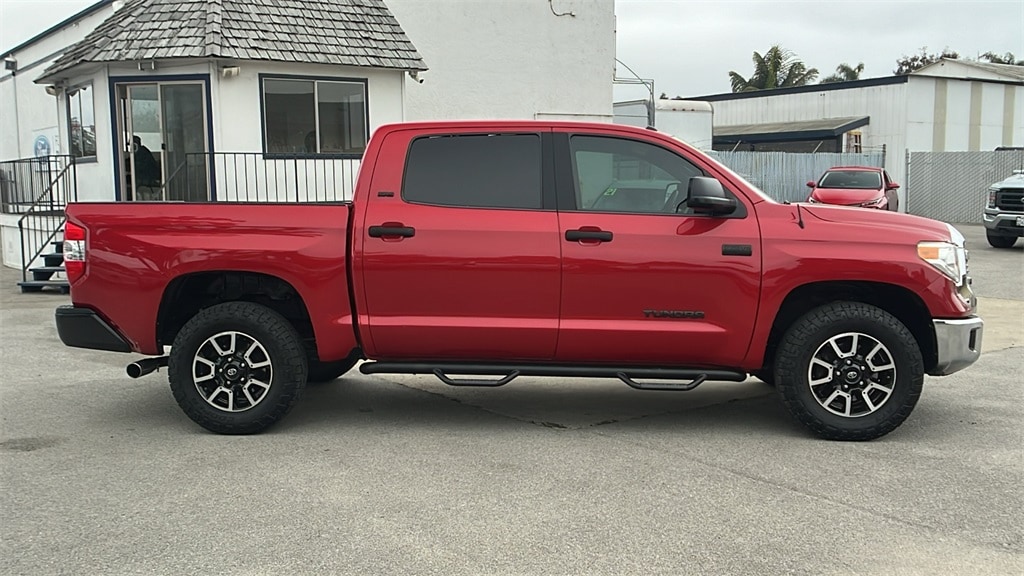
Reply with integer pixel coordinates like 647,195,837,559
127,356,168,378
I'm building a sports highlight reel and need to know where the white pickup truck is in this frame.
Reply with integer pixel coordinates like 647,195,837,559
984,169,1024,248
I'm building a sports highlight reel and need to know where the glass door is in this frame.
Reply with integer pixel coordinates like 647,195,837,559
161,84,208,202
116,81,209,201
119,84,164,201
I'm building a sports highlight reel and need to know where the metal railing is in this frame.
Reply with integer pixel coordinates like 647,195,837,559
1,155,75,214
156,152,362,203
11,156,77,282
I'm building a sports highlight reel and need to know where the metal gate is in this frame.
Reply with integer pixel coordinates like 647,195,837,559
906,150,1024,223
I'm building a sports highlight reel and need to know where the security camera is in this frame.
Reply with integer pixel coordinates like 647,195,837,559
3,56,16,72
409,70,425,84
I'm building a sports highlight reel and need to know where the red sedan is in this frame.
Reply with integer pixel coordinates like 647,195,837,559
806,166,900,211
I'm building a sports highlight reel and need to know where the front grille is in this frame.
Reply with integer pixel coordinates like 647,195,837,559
995,188,1024,211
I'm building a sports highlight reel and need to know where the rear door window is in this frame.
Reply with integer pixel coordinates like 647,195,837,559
403,133,542,209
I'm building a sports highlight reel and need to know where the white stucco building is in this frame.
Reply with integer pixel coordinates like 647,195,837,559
0,0,616,271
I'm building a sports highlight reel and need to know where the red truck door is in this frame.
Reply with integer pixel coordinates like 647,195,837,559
353,128,561,360
552,131,762,367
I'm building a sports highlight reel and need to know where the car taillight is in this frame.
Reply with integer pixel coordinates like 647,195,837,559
63,222,86,284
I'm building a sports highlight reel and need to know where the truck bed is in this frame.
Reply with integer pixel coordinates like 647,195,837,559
64,202,356,358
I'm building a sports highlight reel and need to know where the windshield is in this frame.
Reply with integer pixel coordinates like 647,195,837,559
819,170,882,189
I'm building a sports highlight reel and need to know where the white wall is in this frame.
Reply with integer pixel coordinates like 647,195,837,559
907,76,1024,152
387,0,615,121
0,3,114,161
211,60,405,153
613,101,649,127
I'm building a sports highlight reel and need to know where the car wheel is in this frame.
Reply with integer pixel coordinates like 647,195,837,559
307,356,359,384
986,231,1017,249
168,301,307,434
774,302,923,441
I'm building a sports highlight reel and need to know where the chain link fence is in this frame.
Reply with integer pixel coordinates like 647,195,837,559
906,150,1024,223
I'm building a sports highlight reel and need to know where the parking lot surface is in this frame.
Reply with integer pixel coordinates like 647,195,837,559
1,224,1021,575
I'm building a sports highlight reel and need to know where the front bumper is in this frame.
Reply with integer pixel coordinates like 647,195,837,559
929,316,983,376
55,305,132,353
982,210,1024,236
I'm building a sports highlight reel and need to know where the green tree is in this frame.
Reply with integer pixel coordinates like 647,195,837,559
894,47,959,75
728,45,819,92
821,62,865,84
979,51,1024,65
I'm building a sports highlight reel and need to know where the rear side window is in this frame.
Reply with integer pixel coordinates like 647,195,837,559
403,133,542,209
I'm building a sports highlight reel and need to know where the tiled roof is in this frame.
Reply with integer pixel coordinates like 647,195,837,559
38,0,426,82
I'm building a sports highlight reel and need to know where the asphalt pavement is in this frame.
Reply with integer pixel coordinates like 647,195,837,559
1,224,1021,575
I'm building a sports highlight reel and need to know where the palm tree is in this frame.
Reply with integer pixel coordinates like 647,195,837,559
728,45,819,92
821,62,865,84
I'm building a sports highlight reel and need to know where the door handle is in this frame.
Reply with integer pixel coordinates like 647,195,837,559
369,225,415,238
565,229,613,242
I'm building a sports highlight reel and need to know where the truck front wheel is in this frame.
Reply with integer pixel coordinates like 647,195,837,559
168,302,308,434
774,302,923,441
986,231,1017,248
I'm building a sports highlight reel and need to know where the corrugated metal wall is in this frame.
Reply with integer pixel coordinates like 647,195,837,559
709,151,885,203
906,150,1024,223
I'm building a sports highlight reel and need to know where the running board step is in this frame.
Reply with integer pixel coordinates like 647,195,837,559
358,362,747,390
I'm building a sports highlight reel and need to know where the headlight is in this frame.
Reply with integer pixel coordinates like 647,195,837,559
987,188,997,208
860,197,885,207
918,241,966,283
806,196,818,203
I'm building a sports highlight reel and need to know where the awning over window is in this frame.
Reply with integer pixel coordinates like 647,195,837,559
713,116,870,144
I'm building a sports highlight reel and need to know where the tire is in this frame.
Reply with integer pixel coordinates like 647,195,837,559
774,301,923,441
168,302,308,434
307,357,359,384
986,231,1017,249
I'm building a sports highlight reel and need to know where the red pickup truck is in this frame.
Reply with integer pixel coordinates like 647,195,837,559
55,121,982,440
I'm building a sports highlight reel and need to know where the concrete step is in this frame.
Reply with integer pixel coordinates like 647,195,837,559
18,279,70,294
30,266,66,281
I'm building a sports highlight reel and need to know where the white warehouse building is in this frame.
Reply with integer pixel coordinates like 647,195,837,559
686,59,1024,208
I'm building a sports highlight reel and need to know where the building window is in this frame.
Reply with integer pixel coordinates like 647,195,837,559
67,84,96,159
261,77,368,156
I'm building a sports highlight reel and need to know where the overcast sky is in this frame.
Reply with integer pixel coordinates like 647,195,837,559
3,0,1022,99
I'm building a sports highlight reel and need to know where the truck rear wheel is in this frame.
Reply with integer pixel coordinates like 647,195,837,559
986,231,1017,248
168,302,307,434
774,302,923,441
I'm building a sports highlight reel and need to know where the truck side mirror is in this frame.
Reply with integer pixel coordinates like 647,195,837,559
685,176,736,215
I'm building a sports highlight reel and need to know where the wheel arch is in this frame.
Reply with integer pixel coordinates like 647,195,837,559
157,271,322,362
760,281,936,374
